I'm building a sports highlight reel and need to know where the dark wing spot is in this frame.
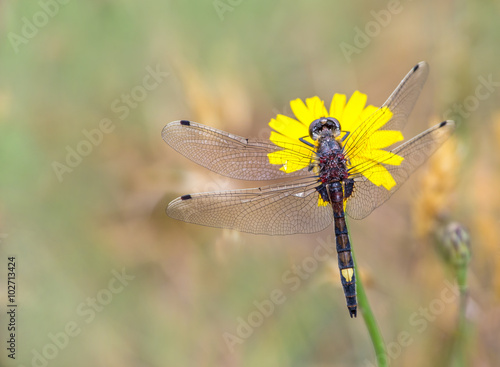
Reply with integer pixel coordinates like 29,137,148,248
180,120,191,126
439,120,447,127
180,194,192,200
413,63,419,72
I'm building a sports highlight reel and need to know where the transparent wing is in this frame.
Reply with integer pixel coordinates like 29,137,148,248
162,120,314,181
343,62,429,160
167,177,332,235
345,120,455,220
380,61,429,131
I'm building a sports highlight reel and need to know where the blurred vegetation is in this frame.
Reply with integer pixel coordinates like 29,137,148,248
1,0,499,366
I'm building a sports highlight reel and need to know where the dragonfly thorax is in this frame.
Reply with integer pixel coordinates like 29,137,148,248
309,117,341,141
317,148,349,184
314,119,348,185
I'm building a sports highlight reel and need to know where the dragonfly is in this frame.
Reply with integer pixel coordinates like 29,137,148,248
162,62,455,318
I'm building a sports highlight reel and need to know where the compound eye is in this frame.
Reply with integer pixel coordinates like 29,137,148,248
308,117,341,140
325,117,341,132
308,120,322,140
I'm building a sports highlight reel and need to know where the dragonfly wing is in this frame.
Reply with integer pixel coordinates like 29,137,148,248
167,178,332,235
345,120,455,220
381,61,430,131
162,120,313,181
342,62,430,161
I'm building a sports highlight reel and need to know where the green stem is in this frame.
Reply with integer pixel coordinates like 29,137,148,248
451,265,469,367
352,248,387,367
435,222,471,367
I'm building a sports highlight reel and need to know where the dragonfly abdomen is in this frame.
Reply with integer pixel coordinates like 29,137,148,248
329,181,357,318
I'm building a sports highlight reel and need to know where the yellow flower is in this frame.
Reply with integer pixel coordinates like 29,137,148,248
268,91,405,191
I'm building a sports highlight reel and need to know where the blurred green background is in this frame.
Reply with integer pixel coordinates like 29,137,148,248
1,0,499,366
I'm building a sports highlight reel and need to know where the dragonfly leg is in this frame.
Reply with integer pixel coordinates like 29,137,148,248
299,136,316,148
339,130,350,143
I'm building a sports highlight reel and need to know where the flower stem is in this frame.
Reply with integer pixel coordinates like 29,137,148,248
453,266,469,367
435,222,471,367
351,248,387,367
450,257,470,367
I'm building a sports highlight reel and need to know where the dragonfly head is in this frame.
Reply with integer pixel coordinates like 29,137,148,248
309,117,341,141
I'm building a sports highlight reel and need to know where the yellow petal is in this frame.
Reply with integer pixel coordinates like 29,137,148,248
268,150,310,173
268,131,314,173
329,93,346,120
269,114,309,140
361,163,397,190
368,130,404,149
343,106,394,158
269,130,299,148
269,131,313,154
290,98,314,126
342,91,367,132
305,96,328,120
361,106,393,132
359,104,379,121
